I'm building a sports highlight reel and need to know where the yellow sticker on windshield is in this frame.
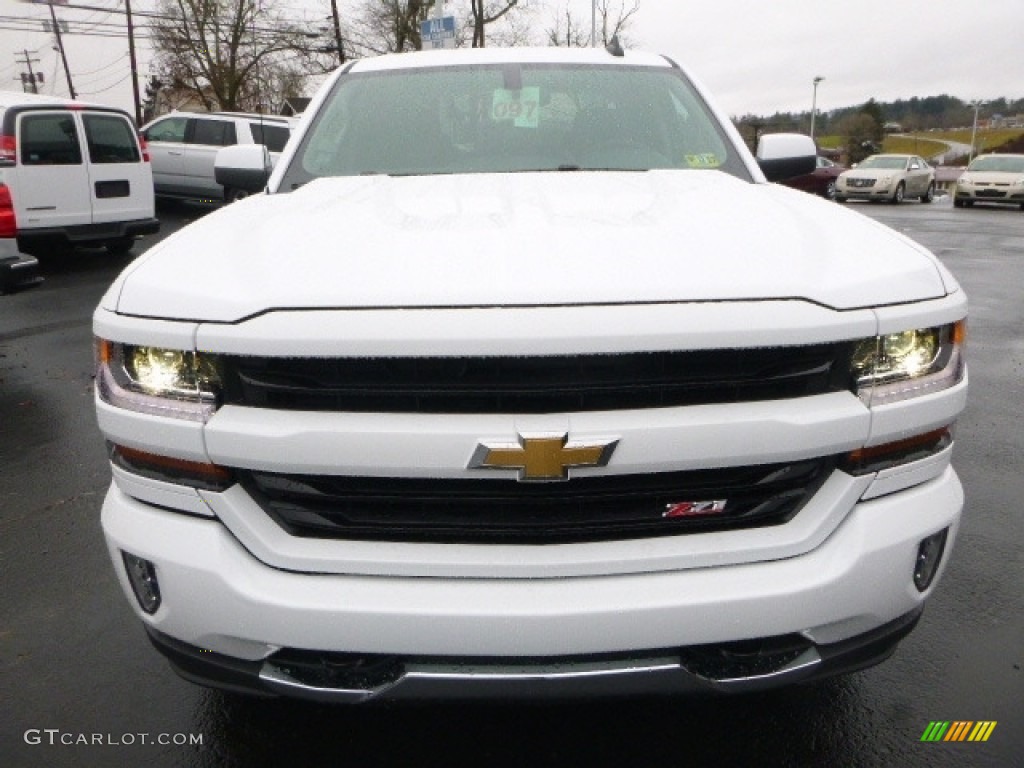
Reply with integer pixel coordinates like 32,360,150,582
492,87,540,128
685,153,721,168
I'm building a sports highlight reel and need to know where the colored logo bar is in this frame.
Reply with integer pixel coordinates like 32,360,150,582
920,721,997,742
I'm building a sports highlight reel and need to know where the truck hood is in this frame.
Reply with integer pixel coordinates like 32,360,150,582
110,171,953,322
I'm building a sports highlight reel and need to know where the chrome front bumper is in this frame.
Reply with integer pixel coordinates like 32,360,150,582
147,607,922,702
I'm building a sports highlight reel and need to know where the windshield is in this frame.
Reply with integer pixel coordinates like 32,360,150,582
968,155,1024,173
279,63,747,189
858,156,909,170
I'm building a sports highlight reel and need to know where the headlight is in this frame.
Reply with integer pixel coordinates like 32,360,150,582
876,175,892,186
95,339,221,421
851,320,966,406
957,174,973,186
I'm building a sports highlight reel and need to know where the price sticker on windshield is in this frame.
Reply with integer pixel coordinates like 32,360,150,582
685,153,721,168
492,87,540,128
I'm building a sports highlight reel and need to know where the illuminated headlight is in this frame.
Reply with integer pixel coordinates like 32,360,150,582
95,339,221,421
852,320,966,406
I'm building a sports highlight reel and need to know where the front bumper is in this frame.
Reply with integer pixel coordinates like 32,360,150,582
102,465,962,699
838,186,893,200
145,606,924,701
955,187,1024,205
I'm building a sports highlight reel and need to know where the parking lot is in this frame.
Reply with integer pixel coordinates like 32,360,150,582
1,196,1021,767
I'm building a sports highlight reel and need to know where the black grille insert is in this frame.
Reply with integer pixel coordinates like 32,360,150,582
238,458,835,544
221,344,855,414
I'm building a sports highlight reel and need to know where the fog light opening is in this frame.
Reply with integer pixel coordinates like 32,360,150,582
122,551,162,614
913,528,949,592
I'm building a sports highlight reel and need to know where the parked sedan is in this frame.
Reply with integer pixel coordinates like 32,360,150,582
781,156,846,200
835,154,935,204
954,153,1024,210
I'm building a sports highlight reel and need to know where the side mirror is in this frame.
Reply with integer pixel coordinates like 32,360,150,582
756,133,817,182
215,144,272,194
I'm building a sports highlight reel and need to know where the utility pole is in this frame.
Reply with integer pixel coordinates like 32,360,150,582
329,0,344,65
16,50,41,94
48,3,76,98
125,0,142,125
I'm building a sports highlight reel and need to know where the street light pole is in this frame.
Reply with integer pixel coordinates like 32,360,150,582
969,100,984,162
591,0,597,47
810,76,824,141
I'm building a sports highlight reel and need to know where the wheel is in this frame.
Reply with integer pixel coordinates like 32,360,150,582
953,197,965,209
224,187,250,204
835,195,847,203
824,179,837,201
920,182,934,203
106,237,135,255
890,182,905,204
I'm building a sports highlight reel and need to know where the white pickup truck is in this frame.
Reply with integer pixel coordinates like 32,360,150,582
94,46,967,701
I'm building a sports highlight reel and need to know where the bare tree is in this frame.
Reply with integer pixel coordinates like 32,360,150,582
151,0,320,112
596,0,639,47
546,3,588,47
354,0,433,54
468,0,519,47
546,0,640,48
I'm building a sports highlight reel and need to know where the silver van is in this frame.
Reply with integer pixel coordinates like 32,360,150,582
0,91,158,256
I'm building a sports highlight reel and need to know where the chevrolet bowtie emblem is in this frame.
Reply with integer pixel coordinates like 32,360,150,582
470,433,618,481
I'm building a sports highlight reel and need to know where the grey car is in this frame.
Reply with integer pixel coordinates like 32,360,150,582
836,154,935,204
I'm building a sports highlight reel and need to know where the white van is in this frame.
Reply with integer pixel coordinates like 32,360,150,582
0,91,158,255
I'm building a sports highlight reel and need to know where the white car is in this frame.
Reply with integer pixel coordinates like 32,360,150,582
954,153,1024,209
95,47,967,701
836,154,936,204
140,111,295,203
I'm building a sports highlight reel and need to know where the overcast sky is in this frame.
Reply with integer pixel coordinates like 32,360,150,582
1,0,1020,119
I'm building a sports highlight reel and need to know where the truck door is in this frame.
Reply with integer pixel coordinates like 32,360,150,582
81,110,154,224
13,110,92,230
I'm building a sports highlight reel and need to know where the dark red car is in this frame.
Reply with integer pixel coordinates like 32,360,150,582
781,156,846,200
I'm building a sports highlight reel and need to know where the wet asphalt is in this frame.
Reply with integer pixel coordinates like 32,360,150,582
0,197,1021,767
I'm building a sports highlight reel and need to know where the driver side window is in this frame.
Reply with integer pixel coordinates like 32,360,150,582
144,117,187,143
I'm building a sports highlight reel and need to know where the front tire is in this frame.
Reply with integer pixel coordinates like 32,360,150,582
824,180,837,201
890,182,905,204
953,196,965,208
920,182,935,203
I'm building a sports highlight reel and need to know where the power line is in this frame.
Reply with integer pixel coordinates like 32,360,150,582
77,70,131,95
71,53,127,78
